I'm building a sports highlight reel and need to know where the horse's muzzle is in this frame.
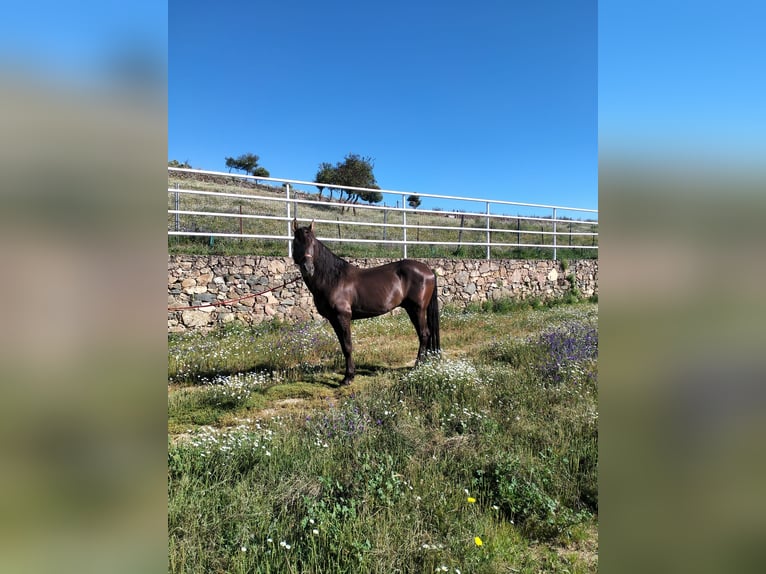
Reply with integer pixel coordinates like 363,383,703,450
300,258,315,278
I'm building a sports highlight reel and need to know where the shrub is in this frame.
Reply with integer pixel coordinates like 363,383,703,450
481,450,592,542
482,319,598,386
536,321,598,384
397,358,493,435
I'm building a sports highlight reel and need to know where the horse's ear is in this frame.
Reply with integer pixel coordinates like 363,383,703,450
292,218,298,232
309,219,315,232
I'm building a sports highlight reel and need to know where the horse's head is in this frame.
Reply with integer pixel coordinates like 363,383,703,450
292,219,317,277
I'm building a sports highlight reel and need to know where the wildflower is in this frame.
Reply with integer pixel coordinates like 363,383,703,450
240,546,247,552
312,529,319,535
467,497,476,504
474,536,483,547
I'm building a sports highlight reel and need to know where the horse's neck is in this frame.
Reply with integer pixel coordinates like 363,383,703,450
309,243,351,289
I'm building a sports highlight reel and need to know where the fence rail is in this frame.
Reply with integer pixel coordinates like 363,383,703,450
168,167,597,260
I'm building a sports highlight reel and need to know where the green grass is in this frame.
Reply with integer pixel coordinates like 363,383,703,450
168,302,598,573
168,173,598,260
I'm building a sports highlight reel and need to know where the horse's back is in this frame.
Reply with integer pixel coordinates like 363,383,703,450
343,259,434,317
397,259,435,285
356,259,433,284
389,259,436,303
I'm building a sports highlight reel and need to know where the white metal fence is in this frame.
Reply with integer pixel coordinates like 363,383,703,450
168,167,598,260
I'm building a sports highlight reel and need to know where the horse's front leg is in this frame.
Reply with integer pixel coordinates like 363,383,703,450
329,313,355,385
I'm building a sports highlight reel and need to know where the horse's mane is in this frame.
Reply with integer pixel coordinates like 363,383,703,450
313,235,352,284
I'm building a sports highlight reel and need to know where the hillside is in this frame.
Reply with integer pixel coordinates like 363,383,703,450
168,170,598,260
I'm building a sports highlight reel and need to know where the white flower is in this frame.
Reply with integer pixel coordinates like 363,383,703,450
240,546,247,552
312,529,319,535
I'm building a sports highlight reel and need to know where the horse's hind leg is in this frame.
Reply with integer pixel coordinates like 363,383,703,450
404,305,430,365
328,313,355,385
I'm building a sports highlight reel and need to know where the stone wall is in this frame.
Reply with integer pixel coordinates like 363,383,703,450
168,255,598,333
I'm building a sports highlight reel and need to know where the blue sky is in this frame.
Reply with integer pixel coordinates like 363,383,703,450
1,1,166,89
3,2,762,215
599,0,766,168
169,0,597,215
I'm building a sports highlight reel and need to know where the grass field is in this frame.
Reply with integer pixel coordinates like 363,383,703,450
168,173,598,260
168,301,598,573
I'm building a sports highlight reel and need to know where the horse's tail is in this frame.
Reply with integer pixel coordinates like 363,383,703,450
426,273,441,354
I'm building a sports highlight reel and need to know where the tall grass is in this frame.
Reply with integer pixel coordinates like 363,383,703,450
168,303,598,573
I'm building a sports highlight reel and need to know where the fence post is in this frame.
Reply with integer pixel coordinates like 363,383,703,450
485,202,491,260
174,183,180,232
552,207,557,261
402,197,408,258
286,183,292,258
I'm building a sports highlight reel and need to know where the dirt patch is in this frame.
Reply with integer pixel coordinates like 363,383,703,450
256,397,307,419
555,523,598,570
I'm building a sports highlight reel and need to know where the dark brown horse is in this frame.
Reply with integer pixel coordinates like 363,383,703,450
292,219,440,385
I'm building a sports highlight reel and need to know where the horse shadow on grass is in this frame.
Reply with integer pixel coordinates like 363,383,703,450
305,363,414,389
171,362,416,390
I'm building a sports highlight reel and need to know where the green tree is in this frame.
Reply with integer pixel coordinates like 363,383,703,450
168,159,191,168
224,153,270,178
407,194,421,209
359,183,383,205
314,162,337,200
314,153,381,208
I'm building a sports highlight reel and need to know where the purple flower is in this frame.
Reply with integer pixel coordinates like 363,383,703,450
536,321,597,383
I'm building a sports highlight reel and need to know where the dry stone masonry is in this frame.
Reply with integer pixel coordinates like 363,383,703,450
168,255,598,333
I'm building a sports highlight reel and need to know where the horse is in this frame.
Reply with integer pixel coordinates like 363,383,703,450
292,219,440,385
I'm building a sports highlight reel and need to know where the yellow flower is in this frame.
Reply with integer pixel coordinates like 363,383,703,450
467,496,476,503
474,536,483,547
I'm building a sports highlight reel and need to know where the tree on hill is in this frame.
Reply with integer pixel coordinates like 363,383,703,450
359,183,383,205
407,194,421,209
314,162,337,200
225,153,270,178
168,159,191,168
314,153,381,208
